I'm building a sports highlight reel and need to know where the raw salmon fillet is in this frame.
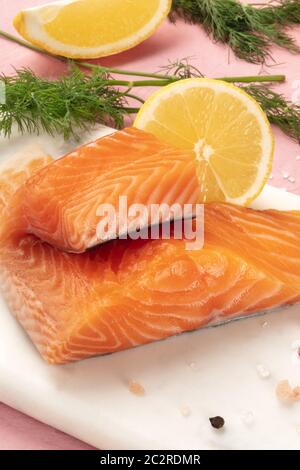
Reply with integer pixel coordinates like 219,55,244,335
20,127,199,253
1,151,300,364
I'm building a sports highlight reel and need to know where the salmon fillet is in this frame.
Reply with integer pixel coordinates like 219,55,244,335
20,127,199,253
1,151,300,364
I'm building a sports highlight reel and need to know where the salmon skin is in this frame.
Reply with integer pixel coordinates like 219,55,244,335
1,152,300,364
20,127,199,253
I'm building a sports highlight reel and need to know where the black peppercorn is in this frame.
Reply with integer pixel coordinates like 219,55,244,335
209,416,225,429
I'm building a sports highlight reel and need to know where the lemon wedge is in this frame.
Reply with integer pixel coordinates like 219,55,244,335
14,0,172,59
134,78,274,205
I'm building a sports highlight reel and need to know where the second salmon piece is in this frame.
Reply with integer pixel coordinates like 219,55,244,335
21,127,199,252
1,151,300,365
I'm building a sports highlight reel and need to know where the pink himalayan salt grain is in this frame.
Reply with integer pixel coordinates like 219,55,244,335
128,380,145,397
276,380,300,404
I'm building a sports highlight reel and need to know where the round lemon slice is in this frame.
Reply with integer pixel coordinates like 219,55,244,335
13,0,172,59
134,78,274,206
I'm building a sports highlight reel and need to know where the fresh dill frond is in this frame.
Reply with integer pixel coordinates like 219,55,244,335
0,66,298,144
243,84,300,143
171,0,300,63
0,68,134,139
159,58,205,78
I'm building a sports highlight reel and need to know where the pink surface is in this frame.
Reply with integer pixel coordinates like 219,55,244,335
0,403,93,450
0,0,299,451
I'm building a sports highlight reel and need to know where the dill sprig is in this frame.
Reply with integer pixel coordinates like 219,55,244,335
159,57,205,78
0,31,298,143
171,0,300,63
0,69,138,139
243,84,300,143
0,29,286,85
1,65,299,143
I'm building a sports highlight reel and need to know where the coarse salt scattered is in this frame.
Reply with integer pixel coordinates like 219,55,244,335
180,406,191,417
269,175,273,180
188,361,199,371
241,411,254,426
276,380,300,404
256,363,270,379
296,156,300,161
261,320,269,328
288,176,296,183
291,340,300,350
128,380,145,397
291,341,300,364
282,171,289,179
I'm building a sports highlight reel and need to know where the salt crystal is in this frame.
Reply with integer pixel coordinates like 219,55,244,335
291,341,300,364
261,320,269,328
269,175,273,180
276,380,300,403
180,405,191,417
241,411,254,426
296,156,300,161
288,176,296,183
291,340,300,350
282,171,289,179
256,363,271,379
188,361,199,371
128,380,145,397
276,380,290,403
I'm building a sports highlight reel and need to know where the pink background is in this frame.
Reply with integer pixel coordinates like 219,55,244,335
0,0,299,450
